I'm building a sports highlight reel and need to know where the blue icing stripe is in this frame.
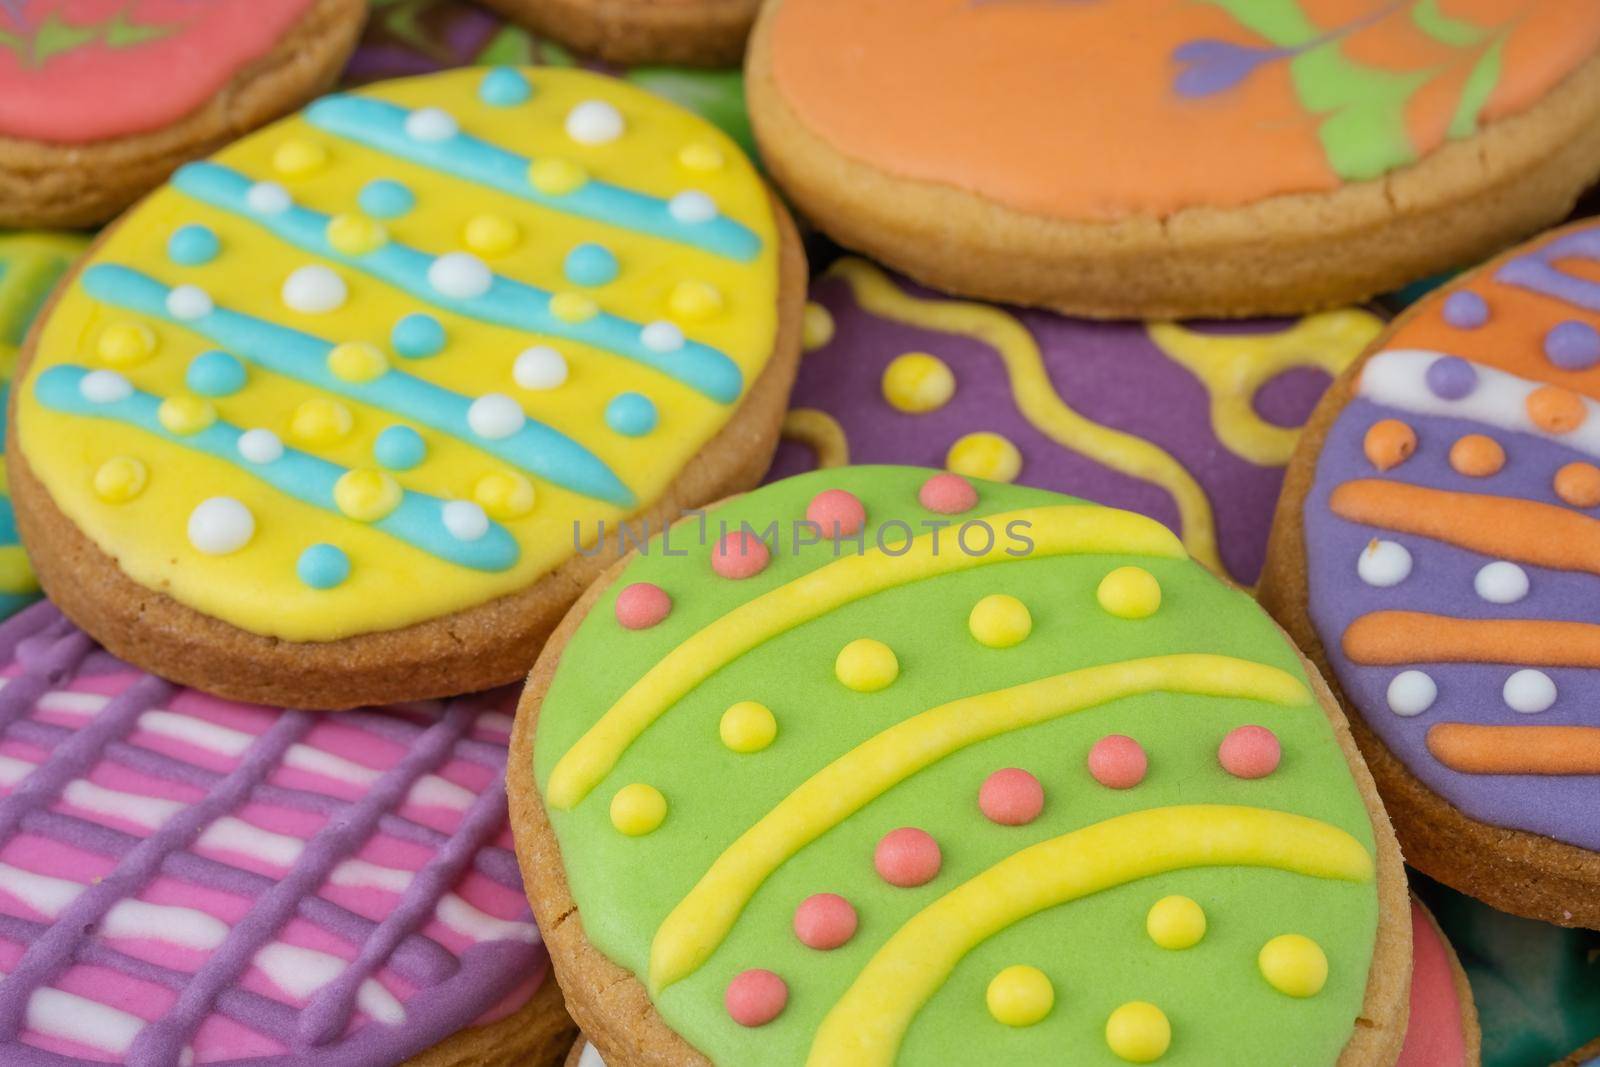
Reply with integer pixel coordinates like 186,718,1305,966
173,161,744,405
303,94,762,263
81,262,636,508
33,364,519,572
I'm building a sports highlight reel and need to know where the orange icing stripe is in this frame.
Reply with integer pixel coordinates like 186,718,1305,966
1343,611,1600,667
1329,480,1600,574
1427,723,1600,775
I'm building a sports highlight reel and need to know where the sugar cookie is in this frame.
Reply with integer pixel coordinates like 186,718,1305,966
475,0,757,68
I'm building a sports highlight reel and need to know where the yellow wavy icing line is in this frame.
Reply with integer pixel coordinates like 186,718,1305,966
1146,311,1382,467
781,408,850,468
545,503,1184,809
829,258,1224,573
808,804,1374,1067
649,653,1309,991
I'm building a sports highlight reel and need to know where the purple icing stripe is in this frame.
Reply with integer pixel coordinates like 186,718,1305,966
1496,229,1600,311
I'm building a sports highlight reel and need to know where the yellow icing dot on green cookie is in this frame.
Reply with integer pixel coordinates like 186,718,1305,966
1098,565,1161,619
1258,934,1328,998
835,637,898,692
985,965,1053,1027
720,700,777,754
946,431,1021,482
1146,895,1206,950
611,782,667,835
1106,1001,1171,1063
968,593,1031,649
93,456,147,503
882,352,955,414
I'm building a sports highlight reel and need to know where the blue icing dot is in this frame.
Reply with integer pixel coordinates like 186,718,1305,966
606,392,657,437
298,543,351,589
168,224,220,266
480,67,532,107
360,179,415,219
375,425,426,470
391,313,445,358
564,243,619,287
185,351,246,397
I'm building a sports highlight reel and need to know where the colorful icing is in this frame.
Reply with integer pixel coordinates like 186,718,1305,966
767,0,1600,219
1303,217,1600,851
1397,899,1469,1067
533,467,1381,1065
0,601,544,1065
17,67,780,642
767,259,1382,585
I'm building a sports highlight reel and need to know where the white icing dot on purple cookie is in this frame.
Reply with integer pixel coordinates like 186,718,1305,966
1503,669,1556,713
1385,670,1436,717
1441,291,1488,329
1473,561,1528,604
1356,539,1411,587
1544,320,1600,371
1423,355,1477,400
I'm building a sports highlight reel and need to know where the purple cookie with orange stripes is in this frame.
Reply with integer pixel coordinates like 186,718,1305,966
1261,217,1600,929
0,601,572,1065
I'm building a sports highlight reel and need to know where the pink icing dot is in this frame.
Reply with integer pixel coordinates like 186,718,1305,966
711,531,771,579
614,582,671,629
978,767,1044,826
793,893,858,950
1218,725,1281,779
918,472,978,514
726,969,788,1026
874,827,942,887
806,489,867,538
1088,735,1147,789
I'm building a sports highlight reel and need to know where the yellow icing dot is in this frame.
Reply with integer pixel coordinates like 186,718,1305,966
92,456,147,503
719,701,776,753
156,395,215,436
610,783,666,836
1106,1002,1171,1063
473,470,535,519
947,431,1022,483
550,292,598,324
529,157,588,195
1146,896,1206,950
968,594,1031,649
290,397,354,447
464,213,520,256
1258,934,1328,998
97,322,156,366
678,141,725,172
882,352,956,414
273,138,328,177
802,302,835,352
327,341,389,383
835,638,898,693
668,280,723,321
325,213,387,256
985,965,1053,1027
333,469,402,522
1097,566,1161,620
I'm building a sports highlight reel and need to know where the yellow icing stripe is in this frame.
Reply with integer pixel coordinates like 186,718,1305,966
649,653,1309,991
808,804,1373,1067
781,408,850,468
1146,313,1382,467
546,503,1184,810
829,258,1224,573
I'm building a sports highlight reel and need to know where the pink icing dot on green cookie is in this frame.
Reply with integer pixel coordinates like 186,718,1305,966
726,969,789,1026
978,767,1044,826
794,893,858,950
615,582,672,629
1088,734,1147,789
1219,725,1282,779
806,488,867,537
875,827,942,887
918,472,978,514
712,531,772,579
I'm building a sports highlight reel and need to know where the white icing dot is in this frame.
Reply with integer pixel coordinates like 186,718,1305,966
565,100,625,145
640,321,684,353
79,369,132,404
165,284,213,321
442,500,490,542
513,346,568,390
1503,669,1556,713
245,181,291,215
405,107,459,142
467,393,525,439
1474,561,1529,604
237,428,284,464
1386,670,1436,717
668,191,717,224
427,252,492,299
282,265,347,314
187,497,254,555
1357,539,1411,587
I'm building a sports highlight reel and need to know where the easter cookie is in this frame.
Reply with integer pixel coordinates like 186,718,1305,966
1565,1039,1600,1066
0,600,574,1066
510,466,1408,1065
770,258,1385,585
0,0,366,229
475,0,757,68
10,66,804,710
748,0,1600,318
1261,218,1600,927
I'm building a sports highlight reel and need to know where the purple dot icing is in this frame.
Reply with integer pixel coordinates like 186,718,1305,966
1441,291,1489,329
1543,320,1600,370
1424,355,1478,400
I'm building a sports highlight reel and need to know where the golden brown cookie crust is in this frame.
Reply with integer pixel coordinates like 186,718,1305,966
405,969,575,1067
508,540,1412,1067
0,0,366,230
1558,1037,1600,1067
746,0,1600,320
477,0,758,67
7,195,806,711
